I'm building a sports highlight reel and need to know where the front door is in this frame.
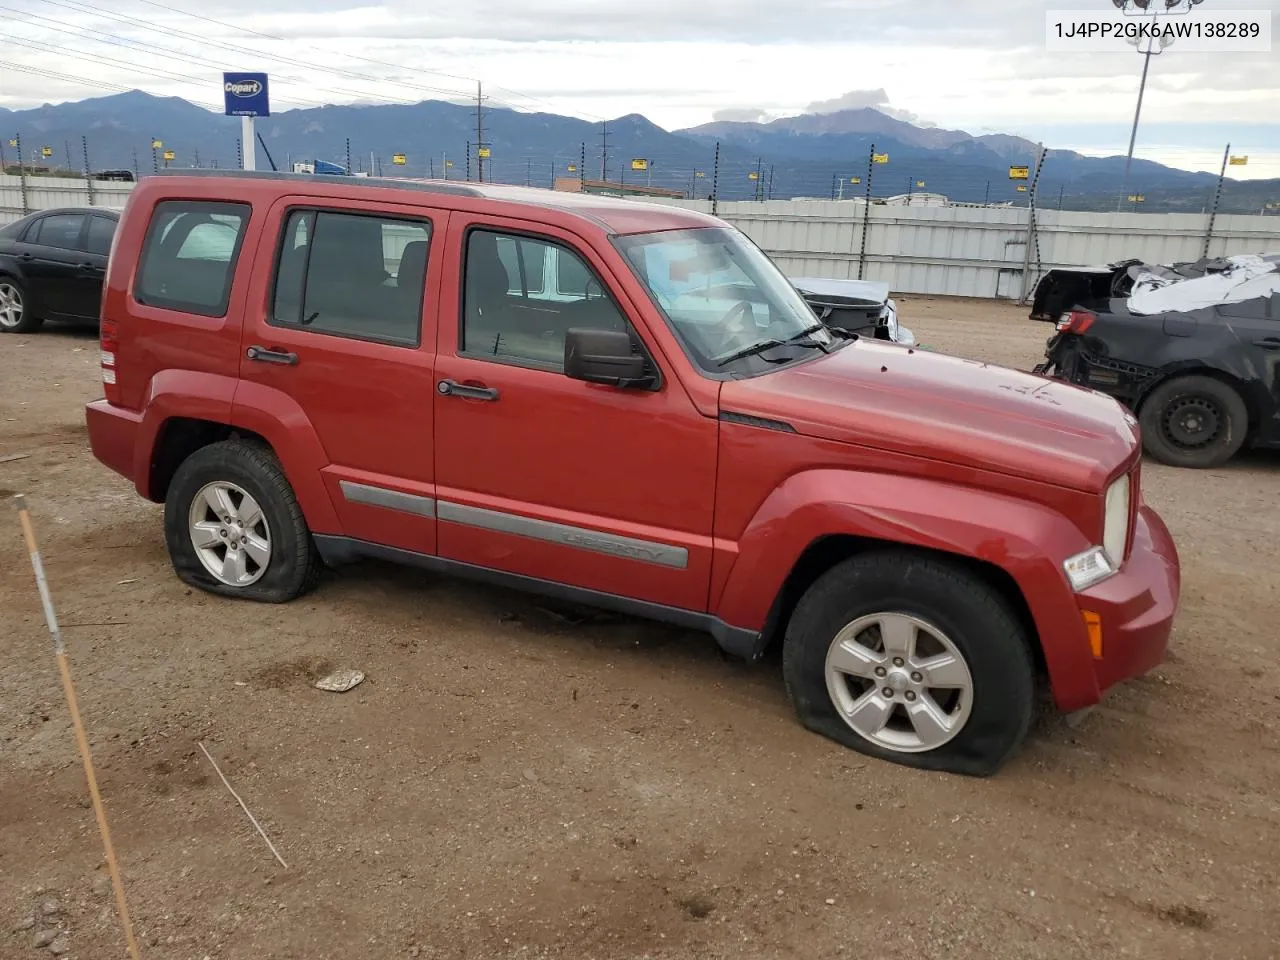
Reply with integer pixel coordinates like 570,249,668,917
431,215,718,613
24,212,88,317
235,196,447,554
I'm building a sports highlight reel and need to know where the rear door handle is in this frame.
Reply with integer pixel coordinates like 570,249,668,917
437,378,499,401
1253,337,1280,350
246,345,299,365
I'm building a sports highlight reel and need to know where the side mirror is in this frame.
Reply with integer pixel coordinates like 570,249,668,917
564,328,653,388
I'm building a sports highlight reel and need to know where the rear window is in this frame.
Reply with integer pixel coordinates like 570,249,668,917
133,201,250,317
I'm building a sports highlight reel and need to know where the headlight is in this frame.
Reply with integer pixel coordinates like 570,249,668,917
1062,472,1131,592
1103,472,1131,565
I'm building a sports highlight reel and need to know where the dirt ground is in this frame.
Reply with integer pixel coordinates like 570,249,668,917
2,296,1277,960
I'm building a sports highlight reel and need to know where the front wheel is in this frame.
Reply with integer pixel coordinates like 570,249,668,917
782,551,1036,777
1138,374,1248,469
0,277,41,333
163,439,321,603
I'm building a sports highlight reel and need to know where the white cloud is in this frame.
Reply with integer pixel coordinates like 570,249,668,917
1,0,1276,178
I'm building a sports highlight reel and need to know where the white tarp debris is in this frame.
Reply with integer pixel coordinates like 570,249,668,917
1128,254,1280,315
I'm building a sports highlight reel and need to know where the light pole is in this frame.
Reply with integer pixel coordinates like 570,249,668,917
1112,0,1196,207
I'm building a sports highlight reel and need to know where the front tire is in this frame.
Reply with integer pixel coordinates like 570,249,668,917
1138,374,1249,469
0,277,41,334
164,439,320,603
782,551,1035,777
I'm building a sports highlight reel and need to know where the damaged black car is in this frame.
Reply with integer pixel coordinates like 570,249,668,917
1031,253,1280,468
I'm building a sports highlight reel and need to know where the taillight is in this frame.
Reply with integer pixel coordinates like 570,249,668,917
100,317,120,404
1055,310,1095,334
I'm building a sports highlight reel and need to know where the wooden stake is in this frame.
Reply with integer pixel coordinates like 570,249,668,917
14,494,142,960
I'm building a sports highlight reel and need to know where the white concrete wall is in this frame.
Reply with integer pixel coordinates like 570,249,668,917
6,175,1279,300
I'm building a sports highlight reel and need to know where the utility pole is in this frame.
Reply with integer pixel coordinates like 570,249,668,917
441,150,448,180
754,157,763,200
767,164,774,200
131,147,139,181
857,143,875,281
525,157,532,186
599,121,609,182
984,180,990,205
466,140,471,181
474,81,485,183
580,141,586,191
193,147,201,168
345,137,351,175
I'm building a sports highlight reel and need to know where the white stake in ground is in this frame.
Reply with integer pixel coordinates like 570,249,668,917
14,494,142,960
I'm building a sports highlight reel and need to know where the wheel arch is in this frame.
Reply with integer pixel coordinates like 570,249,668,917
149,416,270,503
757,534,1046,683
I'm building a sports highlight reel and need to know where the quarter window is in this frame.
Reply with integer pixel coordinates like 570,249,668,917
133,201,250,317
461,229,628,369
270,209,431,346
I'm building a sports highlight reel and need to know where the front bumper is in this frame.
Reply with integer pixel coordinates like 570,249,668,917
1072,503,1181,704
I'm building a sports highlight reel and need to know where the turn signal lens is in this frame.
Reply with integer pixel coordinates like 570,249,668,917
1082,610,1103,658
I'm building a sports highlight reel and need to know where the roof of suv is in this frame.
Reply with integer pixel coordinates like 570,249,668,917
151,169,722,237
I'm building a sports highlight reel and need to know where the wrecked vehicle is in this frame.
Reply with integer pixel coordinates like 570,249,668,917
1031,253,1280,468
791,276,916,346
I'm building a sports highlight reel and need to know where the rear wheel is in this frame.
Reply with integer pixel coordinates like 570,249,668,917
782,551,1035,777
0,277,41,333
164,439,321,603
1138,374,1248,468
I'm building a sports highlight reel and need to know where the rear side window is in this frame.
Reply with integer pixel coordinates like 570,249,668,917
86,216,116,256
32,214,86,250
269,208,431,346
133,201,250,317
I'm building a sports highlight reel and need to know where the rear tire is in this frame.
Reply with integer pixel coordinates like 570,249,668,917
1138,374,1248,469
0,277,42,333
163,439,320,603
782,550,1035,777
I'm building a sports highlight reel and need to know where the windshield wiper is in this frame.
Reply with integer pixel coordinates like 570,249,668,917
716,336,825,368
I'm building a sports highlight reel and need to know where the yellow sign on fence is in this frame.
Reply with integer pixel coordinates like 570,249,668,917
41,146,52,158
567,163,577,173
631,158,648,171
850,177,861,184
151,139,162,149
392,153,406,165
1016,185,1028,192
1128,194,1145,202
162,150,175,161
695,171,705,178
872,153,889,164
1228,155,1248,166
747,171,759,180
477,147,490,158
916,180,925,188
1009,165,1030,180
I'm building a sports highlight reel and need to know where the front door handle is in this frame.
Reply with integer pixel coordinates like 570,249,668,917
437,378,499,401
246,345,299,365
1253,337,1280,350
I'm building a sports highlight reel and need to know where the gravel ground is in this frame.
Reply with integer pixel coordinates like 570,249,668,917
1,296,1277,960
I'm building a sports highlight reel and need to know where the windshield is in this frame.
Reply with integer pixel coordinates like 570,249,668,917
614,226,838,375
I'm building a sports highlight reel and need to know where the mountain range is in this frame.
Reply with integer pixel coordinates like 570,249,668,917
2,90,1277,213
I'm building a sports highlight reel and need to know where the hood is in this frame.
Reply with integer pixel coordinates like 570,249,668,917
720,339,1138,492
790,276,890,307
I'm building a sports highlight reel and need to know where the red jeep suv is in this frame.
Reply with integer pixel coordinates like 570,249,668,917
85,171,1181,776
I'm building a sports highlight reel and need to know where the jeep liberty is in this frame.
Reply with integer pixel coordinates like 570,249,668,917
85,171,1181,776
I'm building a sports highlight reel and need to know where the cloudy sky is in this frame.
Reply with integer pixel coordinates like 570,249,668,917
4,0,1278,178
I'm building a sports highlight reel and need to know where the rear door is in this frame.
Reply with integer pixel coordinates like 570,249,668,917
77,214,117,318
22,213,88,317
235,195,447,555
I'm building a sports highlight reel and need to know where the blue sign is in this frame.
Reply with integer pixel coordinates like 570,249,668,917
223,72,270,117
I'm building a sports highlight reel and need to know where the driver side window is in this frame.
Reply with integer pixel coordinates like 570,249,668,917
460,228,628,370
